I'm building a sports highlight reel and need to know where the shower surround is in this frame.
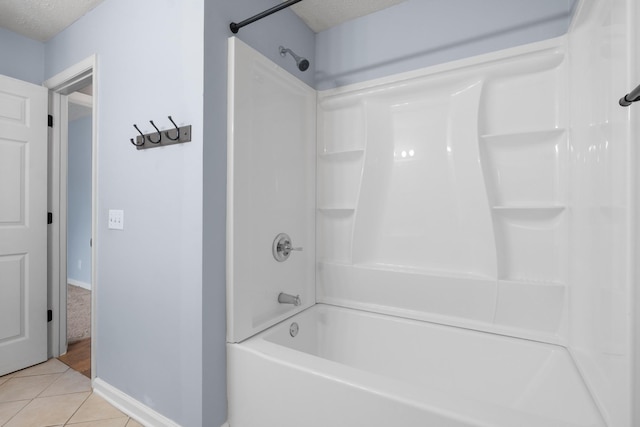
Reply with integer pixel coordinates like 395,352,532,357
226,1,637,426
316,41,568,345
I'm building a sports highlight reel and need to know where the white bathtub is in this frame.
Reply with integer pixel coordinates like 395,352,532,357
227,304,604,427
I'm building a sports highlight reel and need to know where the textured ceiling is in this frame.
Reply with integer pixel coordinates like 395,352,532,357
0,0,105,42
289,0,407,32
0,0,405,42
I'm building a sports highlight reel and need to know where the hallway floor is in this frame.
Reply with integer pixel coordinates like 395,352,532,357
0,359,142,426
58,338,91,378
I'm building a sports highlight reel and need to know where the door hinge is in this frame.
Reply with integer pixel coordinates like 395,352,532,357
47,310,53,322
48,115,53,128
48,212,53,224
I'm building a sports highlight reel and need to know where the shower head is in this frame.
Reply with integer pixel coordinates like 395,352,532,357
279,46,310,72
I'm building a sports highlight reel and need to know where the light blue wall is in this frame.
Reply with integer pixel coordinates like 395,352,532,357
35,1,576,426
67,116,92,287
315,0,576,90
202,1,315,425
0,27,44,84
45,0,204,425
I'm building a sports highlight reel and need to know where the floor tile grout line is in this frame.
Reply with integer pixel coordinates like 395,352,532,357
0,360,132,427
1,391,92,427
38,389,94,400
0,372,63,405
35,371,69,399
38,369,91,399
60,391,93,426
12,368,69,379
64,412,132,425
1,399,30,427
10,360,70,380
63,416,134,426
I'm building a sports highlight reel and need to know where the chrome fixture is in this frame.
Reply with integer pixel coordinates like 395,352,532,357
279,46,310,72
620,82,640,106
289,322,299,337
278,292,301,306
272,233,302,262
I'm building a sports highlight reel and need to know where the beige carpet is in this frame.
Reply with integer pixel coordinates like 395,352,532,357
67,284,91,343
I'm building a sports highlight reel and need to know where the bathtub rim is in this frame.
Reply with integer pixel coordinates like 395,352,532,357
230,302,605,427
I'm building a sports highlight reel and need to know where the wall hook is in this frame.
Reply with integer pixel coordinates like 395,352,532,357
130,124,145,147
165,116,180,141
130,116,191,150
148,120,162,144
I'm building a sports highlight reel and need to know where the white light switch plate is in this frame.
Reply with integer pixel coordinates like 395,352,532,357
108,209,124,230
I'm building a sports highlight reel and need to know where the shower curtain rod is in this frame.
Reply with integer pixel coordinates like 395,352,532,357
619,83,640,106
230,0,304,34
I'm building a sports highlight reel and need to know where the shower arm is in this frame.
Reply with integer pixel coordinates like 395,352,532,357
619,83,640,106
230,0,303,34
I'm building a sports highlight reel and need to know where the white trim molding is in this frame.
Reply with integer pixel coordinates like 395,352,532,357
68,91,93,108
43,53,99,380
43,55,95,94
93,378,182,427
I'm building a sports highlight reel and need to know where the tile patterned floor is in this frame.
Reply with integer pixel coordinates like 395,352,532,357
0,359,143,427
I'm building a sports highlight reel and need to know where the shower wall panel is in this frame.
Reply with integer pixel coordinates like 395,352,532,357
566,1,635,425
227,38,316,343
316,39,569,344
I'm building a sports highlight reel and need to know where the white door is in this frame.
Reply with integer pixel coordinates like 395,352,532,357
0,74,48,376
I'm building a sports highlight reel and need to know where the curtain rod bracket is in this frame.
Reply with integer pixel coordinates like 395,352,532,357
230,0,303,34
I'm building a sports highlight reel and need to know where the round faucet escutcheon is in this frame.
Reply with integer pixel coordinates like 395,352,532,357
272,233,303,262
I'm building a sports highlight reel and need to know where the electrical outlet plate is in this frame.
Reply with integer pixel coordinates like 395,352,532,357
108,209,124,230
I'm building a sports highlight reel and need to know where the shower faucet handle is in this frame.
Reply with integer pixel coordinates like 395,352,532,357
272,233,302,262
283,242,303,253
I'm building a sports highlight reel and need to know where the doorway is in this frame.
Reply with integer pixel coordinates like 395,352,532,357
44,56,97,380
60,88,93,377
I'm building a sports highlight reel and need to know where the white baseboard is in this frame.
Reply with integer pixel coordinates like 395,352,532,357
68,278,92,291
220,423,229,427
92,378,181,427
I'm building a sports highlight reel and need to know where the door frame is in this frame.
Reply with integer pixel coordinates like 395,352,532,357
44,55,98,380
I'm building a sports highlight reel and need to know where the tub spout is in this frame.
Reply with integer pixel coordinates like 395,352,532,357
278,292,301,306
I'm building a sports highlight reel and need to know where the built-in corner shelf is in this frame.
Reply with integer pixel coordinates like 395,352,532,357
480,128,567,145
317,207,356,213
317,148,364,214
492,204,565,210
498,277,566,287
492,205,566,218
318,148,365,159
352,262,494,282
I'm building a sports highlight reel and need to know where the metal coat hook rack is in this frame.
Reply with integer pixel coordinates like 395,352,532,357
130,116,192,150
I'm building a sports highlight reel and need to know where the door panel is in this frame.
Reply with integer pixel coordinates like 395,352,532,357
0,74,48,376
0,138,25,222
0,255,24,339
